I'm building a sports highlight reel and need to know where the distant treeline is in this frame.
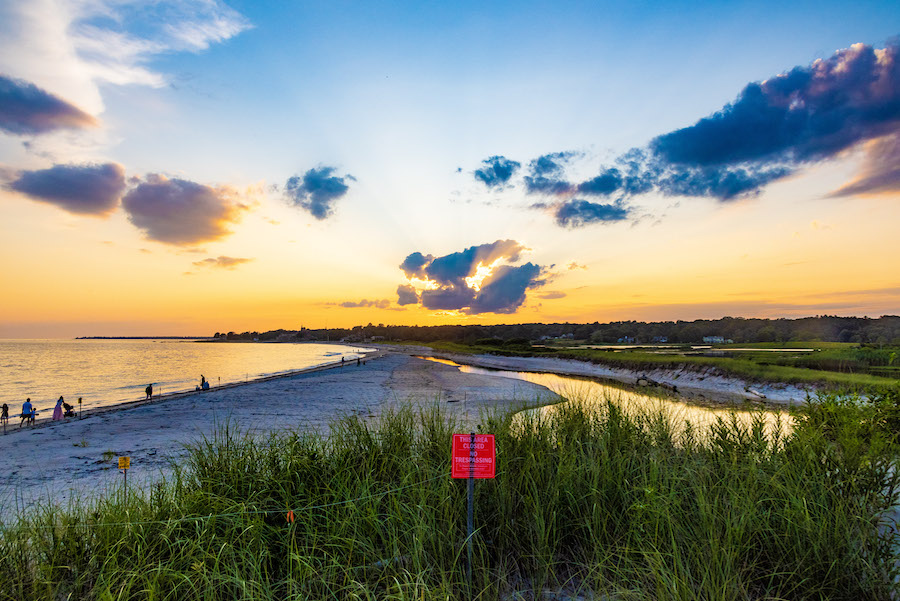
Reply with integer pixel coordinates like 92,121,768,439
214,315,900,345
76,336,208,340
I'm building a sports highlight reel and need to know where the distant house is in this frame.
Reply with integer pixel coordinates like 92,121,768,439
618,336,636,343
703,336,725,344
651,336,668,343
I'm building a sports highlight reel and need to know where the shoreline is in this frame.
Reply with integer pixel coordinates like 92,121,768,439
0,352,559,511
2,350,386,437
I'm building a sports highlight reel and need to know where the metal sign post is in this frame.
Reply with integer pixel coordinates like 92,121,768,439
451,433,496,596
467,432,475,587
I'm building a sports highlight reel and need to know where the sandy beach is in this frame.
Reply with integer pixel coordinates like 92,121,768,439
0,352,559,513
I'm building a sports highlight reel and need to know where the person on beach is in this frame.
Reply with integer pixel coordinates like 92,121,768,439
1,403,8,426
145,384,153,399
52,396,64,421
201,375,209,390
20,398,35,427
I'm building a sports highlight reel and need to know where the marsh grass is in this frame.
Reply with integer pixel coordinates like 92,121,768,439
424,340,900,391
1,395,898,600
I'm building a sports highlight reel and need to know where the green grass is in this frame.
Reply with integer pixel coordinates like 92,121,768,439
418,341,900,391
2,392,899,600
715,341,856,350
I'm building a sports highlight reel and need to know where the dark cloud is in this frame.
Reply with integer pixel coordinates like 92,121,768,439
284,166,353,220
612,149,659,196
522,152,580,195
192,256,253,270
651,42,900,168
339,299,391,309
396,284,419,306
466,263,544,314
421,285,476,311
474,155,520,189
0,75,98,135
424,240,525,285
576,168,623,196
397,240,546,314
122,174,250,246
524,176,573,195
528,151,577,177
656,165,792,200
399,251,434,279
7,163,125,215
646,41,900,198
554,199,630,228
830,132,900,196
524,40,900,217
568,152,792,203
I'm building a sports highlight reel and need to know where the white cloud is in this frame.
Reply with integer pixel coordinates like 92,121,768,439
0,0,250,115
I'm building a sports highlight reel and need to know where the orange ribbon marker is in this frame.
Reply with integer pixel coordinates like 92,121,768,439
286,510,295,524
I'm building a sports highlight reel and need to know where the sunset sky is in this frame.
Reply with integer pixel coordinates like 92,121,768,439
1,0,899,338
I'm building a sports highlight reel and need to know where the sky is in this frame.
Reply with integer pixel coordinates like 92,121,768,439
1,0,899,338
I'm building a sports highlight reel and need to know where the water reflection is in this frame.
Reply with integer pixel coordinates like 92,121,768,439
423,357,793,436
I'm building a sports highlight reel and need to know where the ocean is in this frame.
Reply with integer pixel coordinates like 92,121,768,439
0,339,369,416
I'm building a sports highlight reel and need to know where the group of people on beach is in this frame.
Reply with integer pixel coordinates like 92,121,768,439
196,375,210,391
0,396,78,430
144,375,209,400
52,396,77,420
3,364,353,432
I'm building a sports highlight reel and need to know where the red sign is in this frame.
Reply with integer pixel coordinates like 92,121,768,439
451,433,496,479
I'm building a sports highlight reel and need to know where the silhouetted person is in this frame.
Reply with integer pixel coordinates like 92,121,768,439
1,403,8,426
20,398,35,427
52,396,64,421
145,384,153,400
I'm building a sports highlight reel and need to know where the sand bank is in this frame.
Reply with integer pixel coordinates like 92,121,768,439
396,346,813,406
0,353,558,512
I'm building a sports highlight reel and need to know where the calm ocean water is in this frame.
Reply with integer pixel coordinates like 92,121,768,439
0,339,370,415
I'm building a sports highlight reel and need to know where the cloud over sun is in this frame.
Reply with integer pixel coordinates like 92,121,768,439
397,240,547,315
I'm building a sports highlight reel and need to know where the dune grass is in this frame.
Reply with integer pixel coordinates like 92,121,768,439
1,393,898,600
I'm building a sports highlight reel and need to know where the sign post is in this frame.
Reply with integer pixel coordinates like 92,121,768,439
119,456,131,495
452,433,495,595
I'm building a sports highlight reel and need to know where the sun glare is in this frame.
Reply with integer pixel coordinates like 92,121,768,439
465,260,500,291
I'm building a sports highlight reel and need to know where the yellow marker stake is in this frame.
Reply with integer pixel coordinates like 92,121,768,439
119,456,131,494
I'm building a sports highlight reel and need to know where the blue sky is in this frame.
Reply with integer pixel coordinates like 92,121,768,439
0,0,898,336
